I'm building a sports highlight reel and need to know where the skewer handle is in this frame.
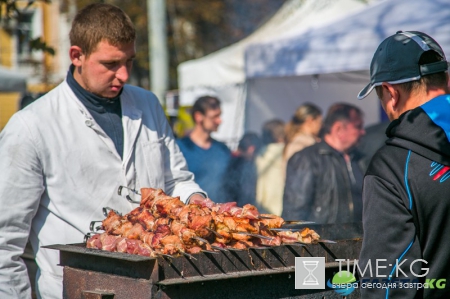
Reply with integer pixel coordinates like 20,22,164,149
118,186,141,196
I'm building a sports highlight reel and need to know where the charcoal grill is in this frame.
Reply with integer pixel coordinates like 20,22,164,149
46,223,363,299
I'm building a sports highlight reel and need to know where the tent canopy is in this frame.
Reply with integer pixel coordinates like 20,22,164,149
245,0,450,79
242,0,450,134
178,0,370,104
176,0,372,147
0,66,27,92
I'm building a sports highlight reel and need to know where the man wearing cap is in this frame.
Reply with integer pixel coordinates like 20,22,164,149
358,31,450,298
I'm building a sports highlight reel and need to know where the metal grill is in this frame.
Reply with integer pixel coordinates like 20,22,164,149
46,223,363,299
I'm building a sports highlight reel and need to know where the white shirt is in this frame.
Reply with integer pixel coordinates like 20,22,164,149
0,81,203,298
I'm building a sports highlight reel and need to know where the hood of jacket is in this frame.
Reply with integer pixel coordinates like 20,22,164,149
386,94,450,165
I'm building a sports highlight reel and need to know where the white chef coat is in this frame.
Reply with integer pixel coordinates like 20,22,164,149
0,81,204,298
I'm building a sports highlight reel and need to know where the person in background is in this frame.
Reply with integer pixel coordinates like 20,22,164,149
284,103,322,162
357,31,450,298
0,4,206,298
223,132,262,207
177,96,231,203
282,103,366,223
255,119,286,215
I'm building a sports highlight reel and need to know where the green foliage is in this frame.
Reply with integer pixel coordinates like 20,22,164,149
0,0,55,55
0,0,51,21
29,37,55,55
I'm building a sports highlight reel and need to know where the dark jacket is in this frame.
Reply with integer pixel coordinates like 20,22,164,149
359,95,450,299
282,141,366,223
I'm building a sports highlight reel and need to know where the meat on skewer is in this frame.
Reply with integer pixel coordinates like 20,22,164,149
88,188,323,257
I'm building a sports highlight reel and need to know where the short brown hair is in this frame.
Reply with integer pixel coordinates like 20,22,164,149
322,103,363,135
191,96,221,120
69,3,136,57
261,119,285,144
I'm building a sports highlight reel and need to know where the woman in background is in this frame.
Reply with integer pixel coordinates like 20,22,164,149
284,103,322,162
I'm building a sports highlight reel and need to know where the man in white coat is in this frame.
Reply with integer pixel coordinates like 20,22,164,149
0,3,206,298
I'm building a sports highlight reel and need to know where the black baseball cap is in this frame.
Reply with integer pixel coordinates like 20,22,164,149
358,31,448,100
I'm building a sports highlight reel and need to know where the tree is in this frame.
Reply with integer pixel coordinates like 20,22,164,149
0,0,55,54
167,0,286,88
5,0,284,90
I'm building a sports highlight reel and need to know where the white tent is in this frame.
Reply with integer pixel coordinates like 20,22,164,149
177,0,371,147
0,66,27,92
244,0,450,132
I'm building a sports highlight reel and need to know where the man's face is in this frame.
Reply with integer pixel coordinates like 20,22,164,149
72,40,136,98
197,108,222,133
341,112,365,151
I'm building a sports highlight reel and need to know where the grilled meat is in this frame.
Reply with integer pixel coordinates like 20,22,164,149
87,188,322,257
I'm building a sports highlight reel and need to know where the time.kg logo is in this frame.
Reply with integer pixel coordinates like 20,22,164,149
327,270,358,295
295,257,325,289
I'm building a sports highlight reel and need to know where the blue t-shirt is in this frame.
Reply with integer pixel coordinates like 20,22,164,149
177,136,231,203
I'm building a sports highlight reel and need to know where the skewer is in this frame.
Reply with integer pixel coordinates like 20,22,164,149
190,236,226,252
268,227,317,232
117,186,141,204
102,207,121,217
205,227,223,238
257,215,278,219
191,236,211,245
118,186,141,196
268,228,295,232
125,195,140,204
84,232,95,243
89,221,103,232
282,220,316,225
87,187,327,258
317,239,337,244
211,245,228,251
191,235,227,252
232,231,274,240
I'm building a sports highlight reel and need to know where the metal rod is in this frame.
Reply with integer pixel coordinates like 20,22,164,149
257,215,277,219
84,232,94,243
102,207,121,217
317,239,337,244
205,227,222,238
282,220,316,225
232,231,274,240
117,186,141,196
89,221,103,232
125,195,140,204
211,245,228,251
191,236,211,245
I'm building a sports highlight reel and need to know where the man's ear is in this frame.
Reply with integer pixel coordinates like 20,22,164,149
69,46,83,66
381,82,400,110
193,111,203,124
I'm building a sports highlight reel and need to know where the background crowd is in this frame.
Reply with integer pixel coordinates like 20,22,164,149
176,96,389,223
